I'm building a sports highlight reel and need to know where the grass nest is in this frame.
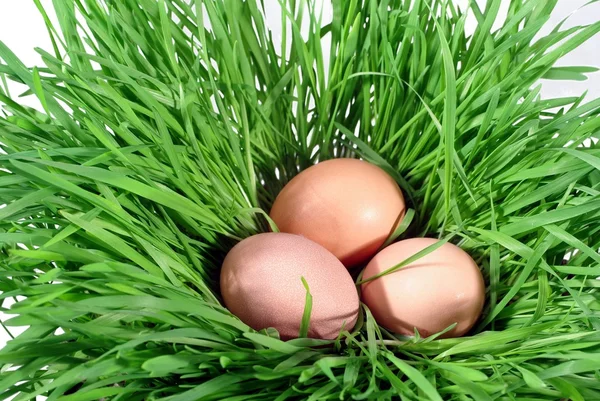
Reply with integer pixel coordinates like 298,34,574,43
1,0,600,400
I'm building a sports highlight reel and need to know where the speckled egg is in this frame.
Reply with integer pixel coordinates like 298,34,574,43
220,232,359,340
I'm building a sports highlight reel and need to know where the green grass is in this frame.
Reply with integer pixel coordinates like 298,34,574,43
0,0,599,399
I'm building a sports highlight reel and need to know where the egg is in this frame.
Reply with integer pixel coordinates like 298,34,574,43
361,238,485,338
220,232,359,340
270,158,406,268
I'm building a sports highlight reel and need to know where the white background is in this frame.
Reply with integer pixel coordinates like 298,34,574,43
0,0,599,376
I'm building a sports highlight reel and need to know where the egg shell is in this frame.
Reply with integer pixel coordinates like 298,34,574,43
361,238,485,338
220,232,359,340
270,158,406,268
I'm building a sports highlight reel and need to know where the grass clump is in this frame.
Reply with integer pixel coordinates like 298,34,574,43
1,0,600,399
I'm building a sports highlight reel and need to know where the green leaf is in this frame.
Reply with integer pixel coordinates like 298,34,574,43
515,365,546,390
543,66,599,81
358,238,449,284
385,352,443,401
298,277,313,338
141,354,192,376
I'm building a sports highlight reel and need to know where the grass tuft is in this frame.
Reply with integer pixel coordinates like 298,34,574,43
0,0,599,399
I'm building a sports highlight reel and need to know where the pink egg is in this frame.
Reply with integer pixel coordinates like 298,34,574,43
221,233,359,340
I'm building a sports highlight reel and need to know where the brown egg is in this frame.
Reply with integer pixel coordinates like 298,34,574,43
270,158,406,268
361,238,485,338
220,232,359,340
